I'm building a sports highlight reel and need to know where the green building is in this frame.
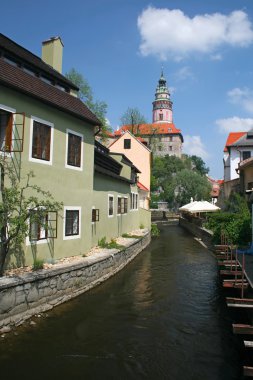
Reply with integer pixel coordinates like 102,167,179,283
0,34,150,270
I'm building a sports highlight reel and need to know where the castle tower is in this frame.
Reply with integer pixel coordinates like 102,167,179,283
152,70,173,123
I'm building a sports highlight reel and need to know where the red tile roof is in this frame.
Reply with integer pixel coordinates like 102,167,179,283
0,58,101,126
137,181,149,191
114,123,182,136
224,132,246,152
136,136,146,143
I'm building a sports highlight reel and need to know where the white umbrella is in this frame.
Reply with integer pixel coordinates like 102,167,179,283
181,200,220,213
179,200,198,211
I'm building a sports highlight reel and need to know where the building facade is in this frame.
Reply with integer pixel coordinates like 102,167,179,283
0,33,151,270
106,71,183,158
109,130,151,210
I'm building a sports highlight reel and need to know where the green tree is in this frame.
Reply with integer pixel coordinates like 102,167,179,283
151,154,211,208
65,68,110,137
120,107,147,132
184,154,209,176
170,169,211,206
0,158,62,276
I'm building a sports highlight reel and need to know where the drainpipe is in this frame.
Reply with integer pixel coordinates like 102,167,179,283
94,126,102,136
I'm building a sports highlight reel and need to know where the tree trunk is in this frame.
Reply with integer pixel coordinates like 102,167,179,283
0,162,7,276
0,240,8,276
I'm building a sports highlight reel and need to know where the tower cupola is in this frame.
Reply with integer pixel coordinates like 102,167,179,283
152,70,173,123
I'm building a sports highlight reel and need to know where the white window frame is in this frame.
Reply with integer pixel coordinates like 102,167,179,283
108,194,114,217
65,128,83,171
0,103,16,157
123,196,128,214
26,207,48,246
63,206,81,240
117,195,128,215
29,115,54,165
117,196,122,215
130,192,138,211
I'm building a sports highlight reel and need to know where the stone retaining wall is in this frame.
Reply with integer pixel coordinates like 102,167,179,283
179,217,213,249
0,232,151,331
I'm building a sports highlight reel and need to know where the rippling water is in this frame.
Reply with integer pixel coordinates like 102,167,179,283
0,224,242,379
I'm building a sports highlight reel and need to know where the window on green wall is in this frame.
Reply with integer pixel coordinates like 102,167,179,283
32,121,51,161
130,192,138,210
0,110,12,152
92,208,99,222
29,210,48,241
66,130,83,169
117,196,128,214
65,209,80,237
108,195,114,217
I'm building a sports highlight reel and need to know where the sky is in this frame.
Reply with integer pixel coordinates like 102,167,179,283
1,0,253,179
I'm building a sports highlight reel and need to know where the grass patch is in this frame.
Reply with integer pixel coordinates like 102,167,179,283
32,258,44,271
98,237,125,250
151,223,160,237
122,233,141,239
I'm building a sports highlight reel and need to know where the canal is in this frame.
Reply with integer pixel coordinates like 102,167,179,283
0,223,242,379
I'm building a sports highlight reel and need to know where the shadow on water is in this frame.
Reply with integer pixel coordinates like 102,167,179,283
0,224,243,380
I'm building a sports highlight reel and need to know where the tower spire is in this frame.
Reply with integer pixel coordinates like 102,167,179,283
152,70,173,123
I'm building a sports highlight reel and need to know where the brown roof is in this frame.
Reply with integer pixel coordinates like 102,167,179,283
0,33,78,90
0,58,102,126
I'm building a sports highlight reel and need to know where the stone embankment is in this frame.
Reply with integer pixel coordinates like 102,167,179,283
179,216,213,250
0,231,151,332
151,209,179,222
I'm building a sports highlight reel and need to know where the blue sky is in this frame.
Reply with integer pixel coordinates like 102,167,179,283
2,0,253,178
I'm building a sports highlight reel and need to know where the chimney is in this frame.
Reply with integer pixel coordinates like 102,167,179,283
42,37,63,73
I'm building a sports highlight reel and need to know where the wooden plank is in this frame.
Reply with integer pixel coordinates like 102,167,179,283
233,324,253,334
214,245,231,250
223,279,247,283
216,255,232,260
220,270,242,275
227,303,253,308
226,297,253,303
218,260,238,264
244,340,253,348
244,366,253,377
223,282,248,289
219,263,240,268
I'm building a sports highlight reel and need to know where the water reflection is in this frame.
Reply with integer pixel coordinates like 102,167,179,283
0,224,242,380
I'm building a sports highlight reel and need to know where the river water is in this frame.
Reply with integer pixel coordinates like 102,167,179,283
0,224,242,379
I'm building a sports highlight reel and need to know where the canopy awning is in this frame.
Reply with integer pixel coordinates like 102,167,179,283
179,200,220,213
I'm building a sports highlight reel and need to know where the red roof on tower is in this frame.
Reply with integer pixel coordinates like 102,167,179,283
114,123,182,136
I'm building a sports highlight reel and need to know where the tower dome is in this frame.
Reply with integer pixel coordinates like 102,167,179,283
152,70,173,123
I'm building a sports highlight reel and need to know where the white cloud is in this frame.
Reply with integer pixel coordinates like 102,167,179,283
174,66,194,81
169,86,176,95
210,53,223,61
183,135,209,159
216,116,253,133
137,7,253,60
228,87,253,113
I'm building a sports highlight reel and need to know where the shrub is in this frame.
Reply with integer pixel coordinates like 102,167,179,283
122,233,141,239
98,236,107,248
32,258,44,271
151,223,160,237
205,208,251,245
98,236,124,250
139,223,145,229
